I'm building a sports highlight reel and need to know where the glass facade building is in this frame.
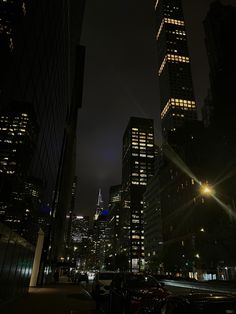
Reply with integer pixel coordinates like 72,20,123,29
0,222,34,306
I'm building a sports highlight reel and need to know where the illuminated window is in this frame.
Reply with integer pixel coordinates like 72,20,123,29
161,98,196,119
158,54,190,76
164,18,184,26
156,18,185,41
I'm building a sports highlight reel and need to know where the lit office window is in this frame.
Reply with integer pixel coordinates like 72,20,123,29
161,98,196,119
158,54,190,76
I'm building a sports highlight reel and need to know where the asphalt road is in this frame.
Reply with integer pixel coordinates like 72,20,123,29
88,279,236,313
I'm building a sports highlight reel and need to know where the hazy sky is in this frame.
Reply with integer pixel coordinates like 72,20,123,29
76,0,236,216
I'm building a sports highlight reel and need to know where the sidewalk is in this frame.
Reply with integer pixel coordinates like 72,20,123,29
1,276,97,314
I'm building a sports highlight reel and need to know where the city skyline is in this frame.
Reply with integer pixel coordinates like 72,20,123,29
77,0,235,216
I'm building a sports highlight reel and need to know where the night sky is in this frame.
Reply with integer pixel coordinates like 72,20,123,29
76,0,235,217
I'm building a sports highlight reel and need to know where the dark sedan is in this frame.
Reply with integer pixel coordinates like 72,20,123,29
109,272,170,314
159,293,236,314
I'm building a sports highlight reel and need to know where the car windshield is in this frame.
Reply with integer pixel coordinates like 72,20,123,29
99,273,116,280
190,301,236,314
126,275,158,288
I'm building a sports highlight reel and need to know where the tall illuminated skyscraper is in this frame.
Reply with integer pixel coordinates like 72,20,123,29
121,117,155,271
155,0,197,136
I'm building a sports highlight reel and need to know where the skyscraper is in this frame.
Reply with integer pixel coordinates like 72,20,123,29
1,1,72,244
121,117,155,271
0,101,39,240
0,0,26,91
0,0,85,263
155,0,197,136
200,1,236,279
155,0,211,278
107,185,122,268
92,189,110,270
203,1,236,132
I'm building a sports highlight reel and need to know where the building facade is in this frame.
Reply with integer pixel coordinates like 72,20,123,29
154,0,215,278
106,185,122,269
121,117,155,271
155,0,197,136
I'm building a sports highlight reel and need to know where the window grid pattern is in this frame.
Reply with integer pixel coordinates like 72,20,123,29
158,54,190,76
161,98,196,119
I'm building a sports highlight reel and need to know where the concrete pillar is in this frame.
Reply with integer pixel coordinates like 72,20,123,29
29,228,45,287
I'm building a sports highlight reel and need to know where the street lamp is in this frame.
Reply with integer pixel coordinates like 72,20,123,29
200,183,235,220
200,183,214,196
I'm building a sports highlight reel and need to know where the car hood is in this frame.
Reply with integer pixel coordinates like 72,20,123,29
128,286,168,297
98,279,112,286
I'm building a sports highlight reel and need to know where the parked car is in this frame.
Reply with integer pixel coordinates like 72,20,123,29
92,271,117,300
109,272,170,314
159,293,236,314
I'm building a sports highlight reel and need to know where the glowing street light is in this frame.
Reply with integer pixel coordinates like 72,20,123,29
200,183,214,196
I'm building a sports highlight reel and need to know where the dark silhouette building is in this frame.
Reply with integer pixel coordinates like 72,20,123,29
1,0,72,245
203,1,236,132
0,0,86,272
0,0,27,90
200,1,236,279
92,189,110,270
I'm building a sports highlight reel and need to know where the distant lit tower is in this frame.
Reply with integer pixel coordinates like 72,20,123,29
155,0,197,136
65,176,77,251
70,215,90,269
93,188,109,270
94,188,104,220
71,215,90,243
121,117,155,271
108,185,122,259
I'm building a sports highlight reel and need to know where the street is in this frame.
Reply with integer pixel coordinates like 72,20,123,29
88,279,236,314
